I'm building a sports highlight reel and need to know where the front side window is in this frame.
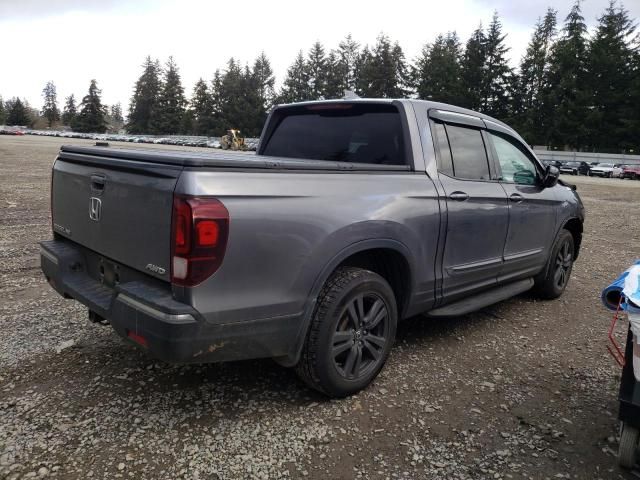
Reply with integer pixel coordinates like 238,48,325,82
490,133,538,185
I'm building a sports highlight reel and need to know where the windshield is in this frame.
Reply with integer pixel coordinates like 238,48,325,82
262,103,406,165
599,163,614,168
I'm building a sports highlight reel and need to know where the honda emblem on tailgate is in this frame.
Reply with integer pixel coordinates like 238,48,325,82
89,197,102,221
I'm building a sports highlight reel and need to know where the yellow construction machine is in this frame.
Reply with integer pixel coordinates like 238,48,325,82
220,129,246,151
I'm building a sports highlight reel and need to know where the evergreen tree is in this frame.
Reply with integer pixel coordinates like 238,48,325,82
357,34,408,97
62,94,77,126
74,79,107,133
252,52,275,110
210,70,224,133
5,98,31,126
190,78,215,135
630,40,640,152
586,2,637,152
154,56,187,134
41,81,60,127
460,24,486,110
243,64,267,136
217,59,254,135
481,12,513,119
512,9,557,144
323,51,345,99
307,41,327,99
127,56,162,134
0,96,5,125
338,34,360,92
181,109,195,135
110,103,124,124
545,1,590,149
413,32,464,105
280,51,311,103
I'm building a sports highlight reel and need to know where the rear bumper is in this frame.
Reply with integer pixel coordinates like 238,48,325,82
40,238,300,364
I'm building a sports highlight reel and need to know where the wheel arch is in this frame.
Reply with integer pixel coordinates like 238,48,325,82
562,217,583,260
278,239,414,367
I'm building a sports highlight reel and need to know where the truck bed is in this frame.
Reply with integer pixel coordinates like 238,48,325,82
59,145,411,171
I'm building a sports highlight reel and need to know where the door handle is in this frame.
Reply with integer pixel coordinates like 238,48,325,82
449,191,469,201
509,193,524,203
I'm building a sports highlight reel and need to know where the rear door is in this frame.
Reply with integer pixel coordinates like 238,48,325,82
51,153,181,281
485,129,558,282
430,116,509,301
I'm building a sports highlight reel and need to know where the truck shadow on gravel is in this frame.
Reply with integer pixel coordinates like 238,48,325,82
6,296,512,410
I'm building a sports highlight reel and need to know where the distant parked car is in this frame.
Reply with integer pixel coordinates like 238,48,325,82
0,128,25,136
612,164,624,178
543,160,562,169
589,163,617,177
621,165,640,180
560,161,590,176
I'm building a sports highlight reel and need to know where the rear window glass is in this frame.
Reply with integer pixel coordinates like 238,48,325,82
445,124,491,180
261,104,406,165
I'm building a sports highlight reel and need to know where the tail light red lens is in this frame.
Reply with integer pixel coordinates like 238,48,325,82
171,195,229,286
196,220,219,246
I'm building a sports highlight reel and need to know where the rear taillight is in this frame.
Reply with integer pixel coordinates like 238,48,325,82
171,195,229,286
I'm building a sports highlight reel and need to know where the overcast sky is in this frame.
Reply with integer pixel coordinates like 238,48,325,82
1,0,638,114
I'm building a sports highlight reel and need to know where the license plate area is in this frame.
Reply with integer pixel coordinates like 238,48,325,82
99,258,121,288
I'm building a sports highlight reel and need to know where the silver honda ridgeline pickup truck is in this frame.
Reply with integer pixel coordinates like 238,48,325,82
41,99,584,397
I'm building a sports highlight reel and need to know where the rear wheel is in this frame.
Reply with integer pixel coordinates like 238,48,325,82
619,423,639,469
534,229,575,299
296,267,397,397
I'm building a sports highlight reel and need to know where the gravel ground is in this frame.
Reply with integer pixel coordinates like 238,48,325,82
1,135,639,480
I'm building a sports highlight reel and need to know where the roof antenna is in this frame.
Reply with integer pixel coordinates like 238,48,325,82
343,90,360,100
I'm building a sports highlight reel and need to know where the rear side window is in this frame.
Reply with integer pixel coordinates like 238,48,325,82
436,123,491,180
432,122,454,176
261,104,406,165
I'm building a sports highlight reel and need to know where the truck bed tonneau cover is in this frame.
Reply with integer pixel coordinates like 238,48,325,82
59,145,411,171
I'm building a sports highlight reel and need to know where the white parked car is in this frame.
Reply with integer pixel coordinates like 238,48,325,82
589,163,618,177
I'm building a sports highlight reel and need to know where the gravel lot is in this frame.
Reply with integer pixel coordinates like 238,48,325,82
1,135,639,480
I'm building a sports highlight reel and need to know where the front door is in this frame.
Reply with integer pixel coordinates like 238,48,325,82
431,121,509,301
486,131,558,281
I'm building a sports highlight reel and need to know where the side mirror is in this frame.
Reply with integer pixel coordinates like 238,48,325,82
542,165,559,188
513,170,537,185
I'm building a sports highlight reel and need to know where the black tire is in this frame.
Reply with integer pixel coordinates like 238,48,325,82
533,229,575,299
295,267,397,397
619,423,639,469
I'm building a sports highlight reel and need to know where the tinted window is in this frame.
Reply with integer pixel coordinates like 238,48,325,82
490,133,538,185
445,125,491,180
262,104,406,165
432,122,453,176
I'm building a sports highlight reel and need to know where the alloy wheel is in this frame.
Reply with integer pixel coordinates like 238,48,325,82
554,240,573,289
331,293,389,380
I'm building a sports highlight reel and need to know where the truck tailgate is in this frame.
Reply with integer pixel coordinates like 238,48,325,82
51,151,182,282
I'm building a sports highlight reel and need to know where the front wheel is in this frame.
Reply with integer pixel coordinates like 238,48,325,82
296,267,397,397
619,423,639,469
533,229,575,299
